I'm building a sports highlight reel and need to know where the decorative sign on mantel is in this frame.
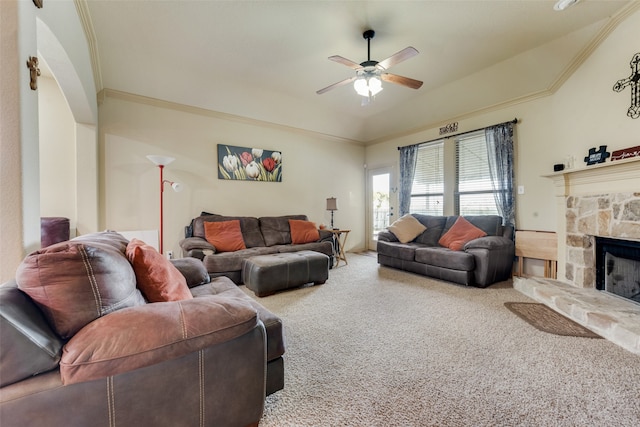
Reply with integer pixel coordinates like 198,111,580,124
584,145,610,166
439,122,458,135
611,145,640,161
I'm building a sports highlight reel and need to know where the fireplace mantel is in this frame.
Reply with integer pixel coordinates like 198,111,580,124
543,156,640,197
542,156,640,287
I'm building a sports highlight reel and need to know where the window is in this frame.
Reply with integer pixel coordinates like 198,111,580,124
409,141,444,215
455,131,499,216
409,132,500,216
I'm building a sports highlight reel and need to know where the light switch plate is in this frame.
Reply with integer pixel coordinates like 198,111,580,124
517,185,525,195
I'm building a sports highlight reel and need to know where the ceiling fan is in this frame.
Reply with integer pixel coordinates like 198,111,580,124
317,29,423,99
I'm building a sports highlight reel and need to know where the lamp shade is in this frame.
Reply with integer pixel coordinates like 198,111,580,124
326,197,338,211
146,155,175,166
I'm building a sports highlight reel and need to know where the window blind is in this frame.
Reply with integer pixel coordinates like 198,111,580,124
455,131,499,216
410,141,444,215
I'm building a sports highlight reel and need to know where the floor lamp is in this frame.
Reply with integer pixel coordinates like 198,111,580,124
147,155,182,254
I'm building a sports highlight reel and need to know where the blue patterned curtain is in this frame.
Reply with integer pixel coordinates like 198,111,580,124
485,123,515,227
398,145,419,216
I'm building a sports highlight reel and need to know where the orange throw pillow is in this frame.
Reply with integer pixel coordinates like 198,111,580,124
438,217,487,251
125,239,192,302
203,220,246,252
289,219,320,244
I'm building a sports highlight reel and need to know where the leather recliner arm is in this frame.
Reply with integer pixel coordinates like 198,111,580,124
60,296,260,385
464,236,515,287
318,229,333,242
179,237,216,259
463,235,514,251
377,230,399,242
180,237,216,253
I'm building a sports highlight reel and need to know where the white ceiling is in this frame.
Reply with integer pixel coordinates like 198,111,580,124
85,0,635,144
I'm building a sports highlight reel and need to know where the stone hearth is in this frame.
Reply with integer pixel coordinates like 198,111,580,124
515,157,640,354
515,276,640,354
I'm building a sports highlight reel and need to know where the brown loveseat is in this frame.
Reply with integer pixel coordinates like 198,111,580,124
0,231,285,426
180,214,335,283
377,214,514,287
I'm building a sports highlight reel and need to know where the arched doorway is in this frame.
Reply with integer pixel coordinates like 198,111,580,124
36,17,98,237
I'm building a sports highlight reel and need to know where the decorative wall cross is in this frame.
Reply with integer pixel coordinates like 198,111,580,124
26,56,41,91
613,52,640,119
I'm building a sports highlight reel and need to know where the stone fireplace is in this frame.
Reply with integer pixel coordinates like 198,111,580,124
564,192,640,289
546,156,640,290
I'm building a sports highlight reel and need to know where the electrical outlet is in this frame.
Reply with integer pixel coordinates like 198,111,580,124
166,250,173,259
517,185,525,195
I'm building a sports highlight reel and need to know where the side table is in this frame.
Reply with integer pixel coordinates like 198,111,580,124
328,229,350,267
514,230,557,279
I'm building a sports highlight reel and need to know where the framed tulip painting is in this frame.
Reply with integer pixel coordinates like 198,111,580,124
217,144,282,182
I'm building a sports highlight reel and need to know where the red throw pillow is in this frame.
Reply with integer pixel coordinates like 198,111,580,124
438,217,487,251
203,220,246,252
126,239,193,302
289,219,320,244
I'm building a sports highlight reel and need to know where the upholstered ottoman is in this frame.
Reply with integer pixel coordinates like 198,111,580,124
242,250,330,297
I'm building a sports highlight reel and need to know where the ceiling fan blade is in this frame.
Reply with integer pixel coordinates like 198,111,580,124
381,73,423,90
328,55,362,70
377,47,419,70
316,76,357,95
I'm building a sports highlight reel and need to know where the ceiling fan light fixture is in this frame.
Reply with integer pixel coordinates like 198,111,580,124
354,75,383,97
318,29,421,97
354,77,369,96
553,0,581,11
369,77,383,96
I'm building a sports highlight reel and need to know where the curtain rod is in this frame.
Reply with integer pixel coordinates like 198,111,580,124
397,118,518,150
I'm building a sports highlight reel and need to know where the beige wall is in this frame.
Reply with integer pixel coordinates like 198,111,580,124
365,7,640,234
39,76,77,233
99,93,366,256
0,0,25,282
1,1,98,282
0,0,39,282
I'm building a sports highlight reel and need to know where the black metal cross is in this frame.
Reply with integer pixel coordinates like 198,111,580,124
613,52,640,119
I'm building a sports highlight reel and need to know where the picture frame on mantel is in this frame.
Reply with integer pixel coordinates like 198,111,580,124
217,144,282,182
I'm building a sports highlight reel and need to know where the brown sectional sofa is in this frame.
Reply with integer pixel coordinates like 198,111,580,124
377,215,514,287
0,231,285,427
180,214,335,283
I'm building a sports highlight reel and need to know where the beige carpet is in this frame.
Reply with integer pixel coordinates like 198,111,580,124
242,254,640,426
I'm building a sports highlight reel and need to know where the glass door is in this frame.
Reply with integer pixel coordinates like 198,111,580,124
367,167,394,251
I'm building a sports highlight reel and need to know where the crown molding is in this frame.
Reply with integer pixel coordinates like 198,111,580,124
98,88,365,147
74,0,102,92
365,88,552,146
548,1,640,94
367,2,640,147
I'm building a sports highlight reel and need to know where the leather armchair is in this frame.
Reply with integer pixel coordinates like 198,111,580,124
0,231,272,427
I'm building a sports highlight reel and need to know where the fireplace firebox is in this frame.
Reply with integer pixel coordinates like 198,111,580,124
595,236,640,303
